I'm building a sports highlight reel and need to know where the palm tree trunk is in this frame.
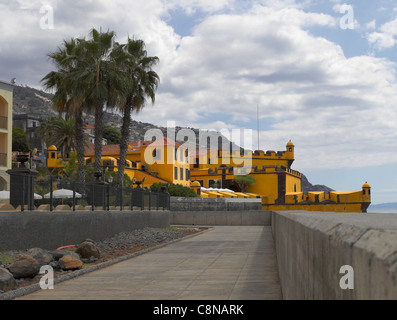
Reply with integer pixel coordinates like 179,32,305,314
74,108,86,188
117,104,132,187
94,104,104,177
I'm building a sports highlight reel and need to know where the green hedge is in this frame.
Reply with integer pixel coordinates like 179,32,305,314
150,183,197,197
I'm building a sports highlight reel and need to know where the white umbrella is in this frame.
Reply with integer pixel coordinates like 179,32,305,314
44,188,82,199
0,190,43,200
0,190,10,200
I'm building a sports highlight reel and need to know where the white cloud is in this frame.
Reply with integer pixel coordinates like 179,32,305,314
1,0,397,174
366,18,397,51
366,19,376,30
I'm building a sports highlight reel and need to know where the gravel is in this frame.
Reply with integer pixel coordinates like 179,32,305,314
0,227,201,268
95,228,190,253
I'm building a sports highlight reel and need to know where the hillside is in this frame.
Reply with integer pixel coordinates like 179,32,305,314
12,85,333,192
301,174,334,193
369,202,397,209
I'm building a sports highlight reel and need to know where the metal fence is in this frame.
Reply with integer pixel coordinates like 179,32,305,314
7,174,170,212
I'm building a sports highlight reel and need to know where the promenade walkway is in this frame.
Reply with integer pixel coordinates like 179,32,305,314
17,226,282,300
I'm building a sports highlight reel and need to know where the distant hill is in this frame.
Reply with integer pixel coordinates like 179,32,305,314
301,174,334,193
12,85,333,191
369,202,397,209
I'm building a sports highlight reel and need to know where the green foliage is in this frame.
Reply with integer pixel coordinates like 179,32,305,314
150,182,197,197
233,175,256,192
103,125,121,145
103,170,133,188
12,126,30,152
36,116,75,157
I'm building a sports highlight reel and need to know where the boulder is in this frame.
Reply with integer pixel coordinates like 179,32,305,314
0,267,17,292
8,253,41,279
76,240,100,259
58,254,82,270
50,249,79,261
27,248,53,266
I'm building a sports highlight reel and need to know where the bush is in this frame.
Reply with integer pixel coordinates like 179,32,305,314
150,183,198,197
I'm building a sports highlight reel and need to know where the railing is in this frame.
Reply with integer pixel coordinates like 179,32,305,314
0,116,7,130
9,175,170,212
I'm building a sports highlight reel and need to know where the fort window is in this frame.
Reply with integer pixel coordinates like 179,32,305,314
51,152,55,159
152,149,161,160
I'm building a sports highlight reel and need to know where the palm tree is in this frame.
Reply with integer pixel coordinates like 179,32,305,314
41,37,89,185
42,28,128,183
116,38,160,187
77,28,127,176
36,116,76,158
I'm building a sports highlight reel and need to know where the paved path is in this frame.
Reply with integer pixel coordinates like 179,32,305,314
18,226,282,300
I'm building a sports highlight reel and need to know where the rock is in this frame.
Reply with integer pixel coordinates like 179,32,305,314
50,249,79,261
0,267,17,292
8,253,41,279
49,260,60,270
76,240,100,259
27,248,53,266
58,254,82,270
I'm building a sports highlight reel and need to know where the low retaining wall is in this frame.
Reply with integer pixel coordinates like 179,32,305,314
170,197,261,211
0,210,170,251
170,210,271,226
272,211,397,299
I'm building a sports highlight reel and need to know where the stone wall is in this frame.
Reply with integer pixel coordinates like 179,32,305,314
0,210,170,251
170,210,271,226
170,197,262,211
271,211,397,299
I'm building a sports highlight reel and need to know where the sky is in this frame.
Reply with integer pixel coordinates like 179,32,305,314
1,0,397,204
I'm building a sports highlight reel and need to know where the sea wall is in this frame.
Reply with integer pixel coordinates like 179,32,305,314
170,197,262,211
0,210,170,251
170,210,271,226
271,211,397,299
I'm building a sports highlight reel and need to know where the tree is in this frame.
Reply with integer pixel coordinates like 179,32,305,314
36,117,76,158
41,37,88,186
103,125,121,145
12,127,30,152
116,38,160,187
78,28,126,176
233,175,256,193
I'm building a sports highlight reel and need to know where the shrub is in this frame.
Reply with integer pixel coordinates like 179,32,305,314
150,183,197,197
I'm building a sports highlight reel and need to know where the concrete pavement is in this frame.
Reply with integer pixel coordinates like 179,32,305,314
17,226,282,300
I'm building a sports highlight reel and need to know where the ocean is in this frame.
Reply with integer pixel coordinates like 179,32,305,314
367,208,397,214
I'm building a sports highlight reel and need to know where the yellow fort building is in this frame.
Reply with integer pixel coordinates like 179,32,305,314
47,135,371,213
0,80,14,191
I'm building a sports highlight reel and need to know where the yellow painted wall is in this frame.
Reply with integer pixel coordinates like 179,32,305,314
0,85,13,191
247,171,279,204
0,87,12,170
262,203,364,213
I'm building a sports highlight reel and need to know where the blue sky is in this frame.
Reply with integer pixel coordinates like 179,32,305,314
1,0,397,204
